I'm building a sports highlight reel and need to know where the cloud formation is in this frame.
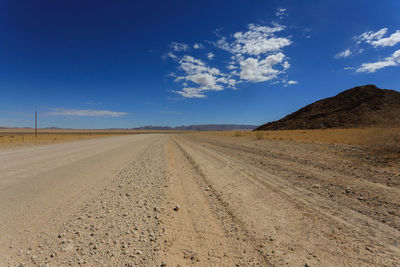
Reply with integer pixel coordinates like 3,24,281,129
338,27,400,73
239,53,285,82
357,49,400,73
357,28,400,48
371,30,400,47
193,43,204,49
335,49,351,59
166,52,178,59
170,42,189,51
217,23,292,83
173,56,235,98
275,8,287,19
217,24,291,56
167,18,294,98
356,28,388,46
47,108,127,117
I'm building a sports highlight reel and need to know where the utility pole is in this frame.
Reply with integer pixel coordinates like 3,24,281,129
35,111,37,138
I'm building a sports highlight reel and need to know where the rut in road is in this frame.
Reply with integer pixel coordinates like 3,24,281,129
7,135,267,266
174,134,400,266
157,139,268,266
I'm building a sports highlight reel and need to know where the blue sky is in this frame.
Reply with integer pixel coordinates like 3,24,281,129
1,0,400,128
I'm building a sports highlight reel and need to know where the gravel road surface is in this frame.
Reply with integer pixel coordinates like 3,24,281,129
1,134,399,266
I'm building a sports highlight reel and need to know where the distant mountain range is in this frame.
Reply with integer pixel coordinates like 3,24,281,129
132,124,257,131
255,84,400,131
1,124,257,131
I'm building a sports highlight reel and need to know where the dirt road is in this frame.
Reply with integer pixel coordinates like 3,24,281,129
1,134,399,266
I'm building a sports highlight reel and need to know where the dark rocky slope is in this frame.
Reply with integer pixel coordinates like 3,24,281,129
255,85,400,130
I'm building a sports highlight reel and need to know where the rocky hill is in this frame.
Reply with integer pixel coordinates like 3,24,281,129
255,85,400,130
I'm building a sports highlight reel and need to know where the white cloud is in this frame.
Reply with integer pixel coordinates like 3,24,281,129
283,61,290,70
175,87,206,98
167,52,178,59
356,28,400,48
335,49,351,59
216,23,293,84
193,43,204,49
357,49,400,73
174,76,185,82
357,28,388,45
174,55,236,98
85,101,102,105
218,24,291,56
239,53,285,82
168,21,294,98
228,79,237,86
47,109,128,117
167,72,176,77
371,30,400,47
287,80,297,85
275,8,287,18
170,42,189,51
339,28,400,73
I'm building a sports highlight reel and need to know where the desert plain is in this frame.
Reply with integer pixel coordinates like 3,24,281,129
0,128,399,266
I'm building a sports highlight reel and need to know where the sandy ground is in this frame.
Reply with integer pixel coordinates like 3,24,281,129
1,133,399,266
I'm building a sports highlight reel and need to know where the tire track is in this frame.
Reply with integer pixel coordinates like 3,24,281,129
157,138,269,266
174,134,400,266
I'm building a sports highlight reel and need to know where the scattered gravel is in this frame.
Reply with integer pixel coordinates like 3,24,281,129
16,139,168,266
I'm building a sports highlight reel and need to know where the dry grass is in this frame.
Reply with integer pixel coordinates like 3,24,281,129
0,129,186,149
207,127,400,147
202,127,400,161
234,131,243,137
255,131,264,140
363,128,400,159
0,132,121,149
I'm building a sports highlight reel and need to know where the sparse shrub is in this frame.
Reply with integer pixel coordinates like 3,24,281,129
365,128,400,160
234,131,242,137
255,131,264,140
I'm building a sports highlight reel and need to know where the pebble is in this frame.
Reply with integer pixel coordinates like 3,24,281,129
12,143,187,266
60,243,74,252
